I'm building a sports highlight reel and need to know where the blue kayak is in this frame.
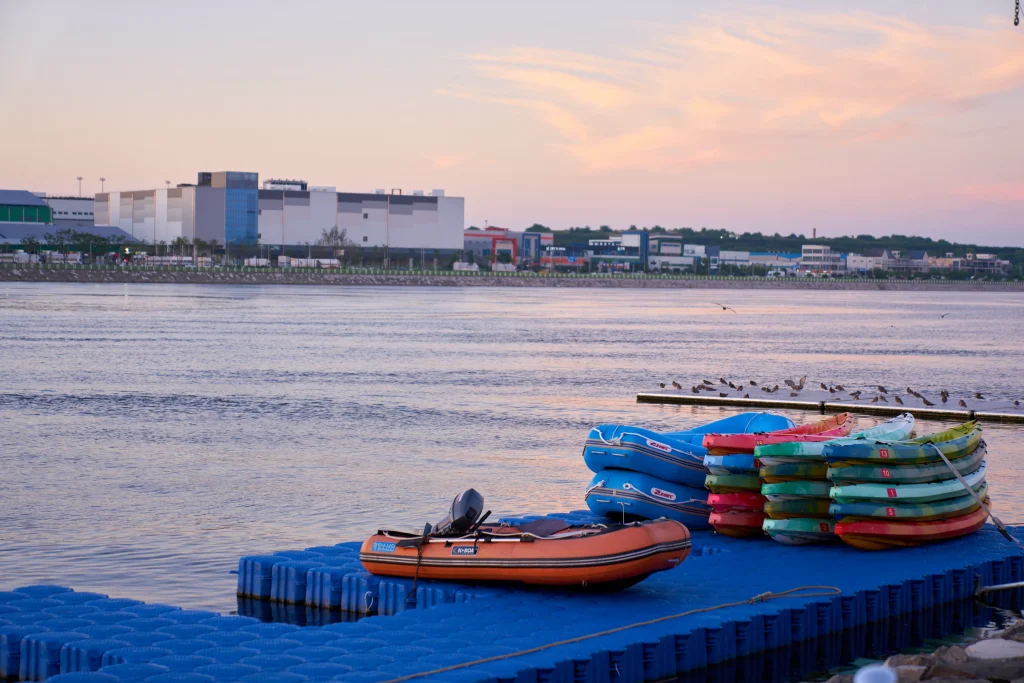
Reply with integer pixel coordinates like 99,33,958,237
585,469,712,530
704,454,761,475
584,412,793,487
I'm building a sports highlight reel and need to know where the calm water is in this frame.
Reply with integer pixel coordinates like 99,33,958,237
1,283,1022,613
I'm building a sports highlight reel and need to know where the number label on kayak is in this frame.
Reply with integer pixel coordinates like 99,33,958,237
881,468,892,478
645,439,672,453
819,523,830,533
371,542,396,553
886,507,896,517
651,487,677,501
879,448,890,459
886,488,897,498
451,546,479,556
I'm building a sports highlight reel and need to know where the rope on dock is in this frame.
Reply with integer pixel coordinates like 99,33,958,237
379,584,843,683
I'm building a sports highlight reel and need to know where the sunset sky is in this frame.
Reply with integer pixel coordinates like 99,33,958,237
2,1,1022,245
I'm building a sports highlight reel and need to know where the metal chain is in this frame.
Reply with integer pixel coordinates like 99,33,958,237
1016,0,1021,26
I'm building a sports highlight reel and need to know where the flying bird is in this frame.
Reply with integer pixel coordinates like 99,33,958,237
940,313,950,318
713,302,737,313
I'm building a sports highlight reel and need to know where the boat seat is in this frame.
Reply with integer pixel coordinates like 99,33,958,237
518,519,572,537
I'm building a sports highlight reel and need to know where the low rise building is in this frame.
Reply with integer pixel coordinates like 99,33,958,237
41,196,95,226
749,252,801,270
0,190,52,224
799,244,845,273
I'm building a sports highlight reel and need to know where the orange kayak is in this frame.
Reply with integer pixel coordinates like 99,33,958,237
359,518,690,588
834,503,989,550
703,413,854,455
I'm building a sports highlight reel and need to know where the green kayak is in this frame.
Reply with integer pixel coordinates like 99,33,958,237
830,461,986,503
763,518,837,545
760,461,828,482
704,472,762,493
755,413,915,464
828,442,987,484
830,482,988,522
764,498,832,520
822,422,981,464
761,480,833,501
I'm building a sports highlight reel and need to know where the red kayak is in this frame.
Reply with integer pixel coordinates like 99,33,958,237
703,413,854,455
834,503,989,550
710,510,766,538
707,492,767,514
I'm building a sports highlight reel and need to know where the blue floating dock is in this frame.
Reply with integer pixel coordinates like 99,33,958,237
2,516,1023,682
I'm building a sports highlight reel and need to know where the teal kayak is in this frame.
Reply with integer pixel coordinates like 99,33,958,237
830,483,988,521
761,480,832,501
705,472,762,493
759,461,828,482
763,518,837,545
704,454,760,476
830,461,986,503
828,442,987,484
764,498,832,519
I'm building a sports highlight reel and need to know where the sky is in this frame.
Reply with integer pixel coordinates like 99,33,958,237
1,1,1023,246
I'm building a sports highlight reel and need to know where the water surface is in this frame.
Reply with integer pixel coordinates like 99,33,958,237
1,283,1022,612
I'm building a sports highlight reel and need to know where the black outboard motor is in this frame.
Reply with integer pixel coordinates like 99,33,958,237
430,488,485,537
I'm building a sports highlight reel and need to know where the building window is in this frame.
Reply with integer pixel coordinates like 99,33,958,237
362,236,368,242
363,212,368,219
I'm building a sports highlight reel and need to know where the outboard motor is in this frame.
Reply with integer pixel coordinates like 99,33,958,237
431,488,485,537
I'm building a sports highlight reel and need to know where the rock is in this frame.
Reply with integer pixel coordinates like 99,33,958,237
888,655,937,668
966,639,1024,661
923,661,989,679
934,646,971,665
893,665,927,682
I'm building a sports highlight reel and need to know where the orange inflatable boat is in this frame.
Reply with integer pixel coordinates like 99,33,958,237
703,413,855,455
360,517,691,588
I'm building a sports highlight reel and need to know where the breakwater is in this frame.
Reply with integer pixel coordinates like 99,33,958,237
2,264,1021,290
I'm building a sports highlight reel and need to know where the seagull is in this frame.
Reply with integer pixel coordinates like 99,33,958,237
940,313,950,318
877,386,888,394
672,381,682,390
895,396,904,405
958,399,967,408
974,392,984,399
713,302,737,313
922,398,935,406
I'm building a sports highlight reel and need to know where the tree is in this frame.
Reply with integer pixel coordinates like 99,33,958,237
22,235,40,254
71,230,111,262
316,226,353,258
526,223,551,232
43,228,76,257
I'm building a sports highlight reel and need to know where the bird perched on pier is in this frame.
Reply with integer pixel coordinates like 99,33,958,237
850,391,862,399
785,376,807,391
879,395,888,403
1015,400,1021,407
871,396,879,403
790,392,799,397
704,379,714,386
835,385,845,391
922,397,935,406
672,381,682,390
771,385,780,393
906,387,914,394
719,377,727,384
749,380,758,386
720,392,729,397
974,392,984,399
829,386,837,394
959,399,967,408
743,393,750,398
877,386,888,394
659,382,666,389
713,302,737,313
941,394,948,404
692,386,700,394
895,396,904,405
728,381,736,389
820,382,828,390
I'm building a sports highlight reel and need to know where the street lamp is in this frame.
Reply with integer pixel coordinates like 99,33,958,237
99,177,105,193
77,176,83,197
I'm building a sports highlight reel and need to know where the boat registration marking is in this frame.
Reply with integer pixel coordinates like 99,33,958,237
372,542,397,553
451,546,479,556
651,487,677,501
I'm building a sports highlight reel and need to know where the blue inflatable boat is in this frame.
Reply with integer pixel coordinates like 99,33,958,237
585,469,712,530
584,412,793,487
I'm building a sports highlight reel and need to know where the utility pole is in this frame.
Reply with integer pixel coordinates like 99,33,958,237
77,176,83,197
99,178,105,193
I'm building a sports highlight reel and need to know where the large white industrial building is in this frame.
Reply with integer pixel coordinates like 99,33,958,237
94,171,464,251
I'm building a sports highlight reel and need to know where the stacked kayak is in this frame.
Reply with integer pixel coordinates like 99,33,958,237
585,412,794,530
702,413,854,538
755,414,916,545
825,422,989,549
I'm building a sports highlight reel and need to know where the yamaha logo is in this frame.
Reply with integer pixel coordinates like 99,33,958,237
651,487,677,501
646,439,672,453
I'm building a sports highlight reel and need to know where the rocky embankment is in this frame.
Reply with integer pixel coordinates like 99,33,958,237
824,625,1024,683
2,267,1022,291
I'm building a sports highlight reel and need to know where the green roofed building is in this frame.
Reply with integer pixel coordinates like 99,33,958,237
0,190,52,224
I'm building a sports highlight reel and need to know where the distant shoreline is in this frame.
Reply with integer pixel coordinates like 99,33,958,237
2,265,1022,291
